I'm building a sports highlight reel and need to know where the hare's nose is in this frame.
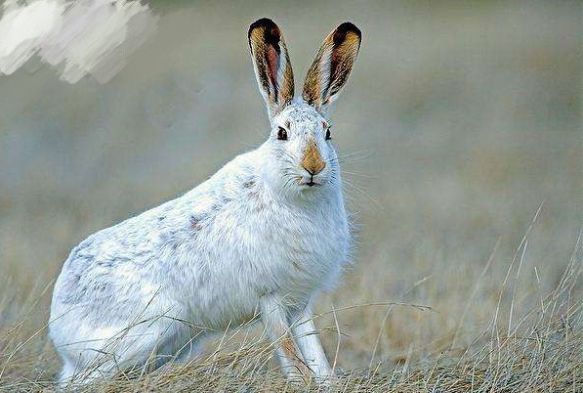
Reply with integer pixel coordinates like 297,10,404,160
301,141,326,175
303,164,325,176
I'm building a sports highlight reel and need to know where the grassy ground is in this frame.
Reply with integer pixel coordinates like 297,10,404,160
0,1,581,391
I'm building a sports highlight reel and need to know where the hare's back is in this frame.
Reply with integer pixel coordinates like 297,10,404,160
51,197,191,315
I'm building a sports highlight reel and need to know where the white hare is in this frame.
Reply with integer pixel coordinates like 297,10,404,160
49,18,361,385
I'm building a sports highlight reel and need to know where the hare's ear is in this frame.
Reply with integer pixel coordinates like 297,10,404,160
302,22,361,113
248,18,295,119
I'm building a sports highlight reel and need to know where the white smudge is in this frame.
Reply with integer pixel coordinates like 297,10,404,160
0,0,158,84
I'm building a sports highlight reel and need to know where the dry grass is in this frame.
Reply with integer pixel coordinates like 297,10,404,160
0,1,581,392
1,248,581,392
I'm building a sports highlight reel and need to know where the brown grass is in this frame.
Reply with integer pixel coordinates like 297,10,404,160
0,1,581,392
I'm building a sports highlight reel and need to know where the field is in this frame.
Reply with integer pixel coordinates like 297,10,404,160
0,1,581,391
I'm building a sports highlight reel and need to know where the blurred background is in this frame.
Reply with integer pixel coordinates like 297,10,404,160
0,0,581,372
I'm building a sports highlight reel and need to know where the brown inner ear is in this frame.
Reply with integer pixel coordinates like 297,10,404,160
327,31,359,103
324,50,341,103
328,29,346,95
266,45,279,100
261,24,282,102
306,23,360,107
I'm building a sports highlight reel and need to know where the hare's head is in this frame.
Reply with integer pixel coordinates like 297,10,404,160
248,18,361,197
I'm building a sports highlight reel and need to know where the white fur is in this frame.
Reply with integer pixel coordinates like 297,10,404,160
49,20,359,386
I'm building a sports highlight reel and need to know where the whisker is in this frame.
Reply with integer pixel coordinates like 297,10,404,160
342,170,378,180
331,149,376,164
342,178,383,210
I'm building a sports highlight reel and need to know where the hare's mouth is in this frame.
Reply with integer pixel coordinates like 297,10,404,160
299,177,323,188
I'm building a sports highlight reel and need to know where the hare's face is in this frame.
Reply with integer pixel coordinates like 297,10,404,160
263,102,338,194
248,19,360,197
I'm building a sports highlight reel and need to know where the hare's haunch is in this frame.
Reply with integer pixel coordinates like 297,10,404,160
50,18,361,386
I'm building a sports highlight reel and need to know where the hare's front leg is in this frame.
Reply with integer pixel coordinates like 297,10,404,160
260,296,311,381
291,307,334,382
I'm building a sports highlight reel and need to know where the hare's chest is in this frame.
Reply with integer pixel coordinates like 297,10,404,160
247,199,350,297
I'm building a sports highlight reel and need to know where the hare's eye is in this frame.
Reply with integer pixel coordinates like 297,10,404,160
277,127,288,141
325,127,332,140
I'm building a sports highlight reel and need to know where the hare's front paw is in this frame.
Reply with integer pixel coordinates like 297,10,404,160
287,368,337,389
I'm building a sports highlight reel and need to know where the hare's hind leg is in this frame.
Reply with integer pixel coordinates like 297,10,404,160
53,321,181,386
56,360,77,388
55,356,117,388
172,337,204,365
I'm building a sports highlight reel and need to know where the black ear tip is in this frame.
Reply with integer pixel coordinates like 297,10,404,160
333,22,362,44
338,22,361,35
249,18,278,35
248,18,282,45
250,18,277,29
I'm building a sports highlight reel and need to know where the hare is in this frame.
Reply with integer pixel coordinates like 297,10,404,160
49,18,361,386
